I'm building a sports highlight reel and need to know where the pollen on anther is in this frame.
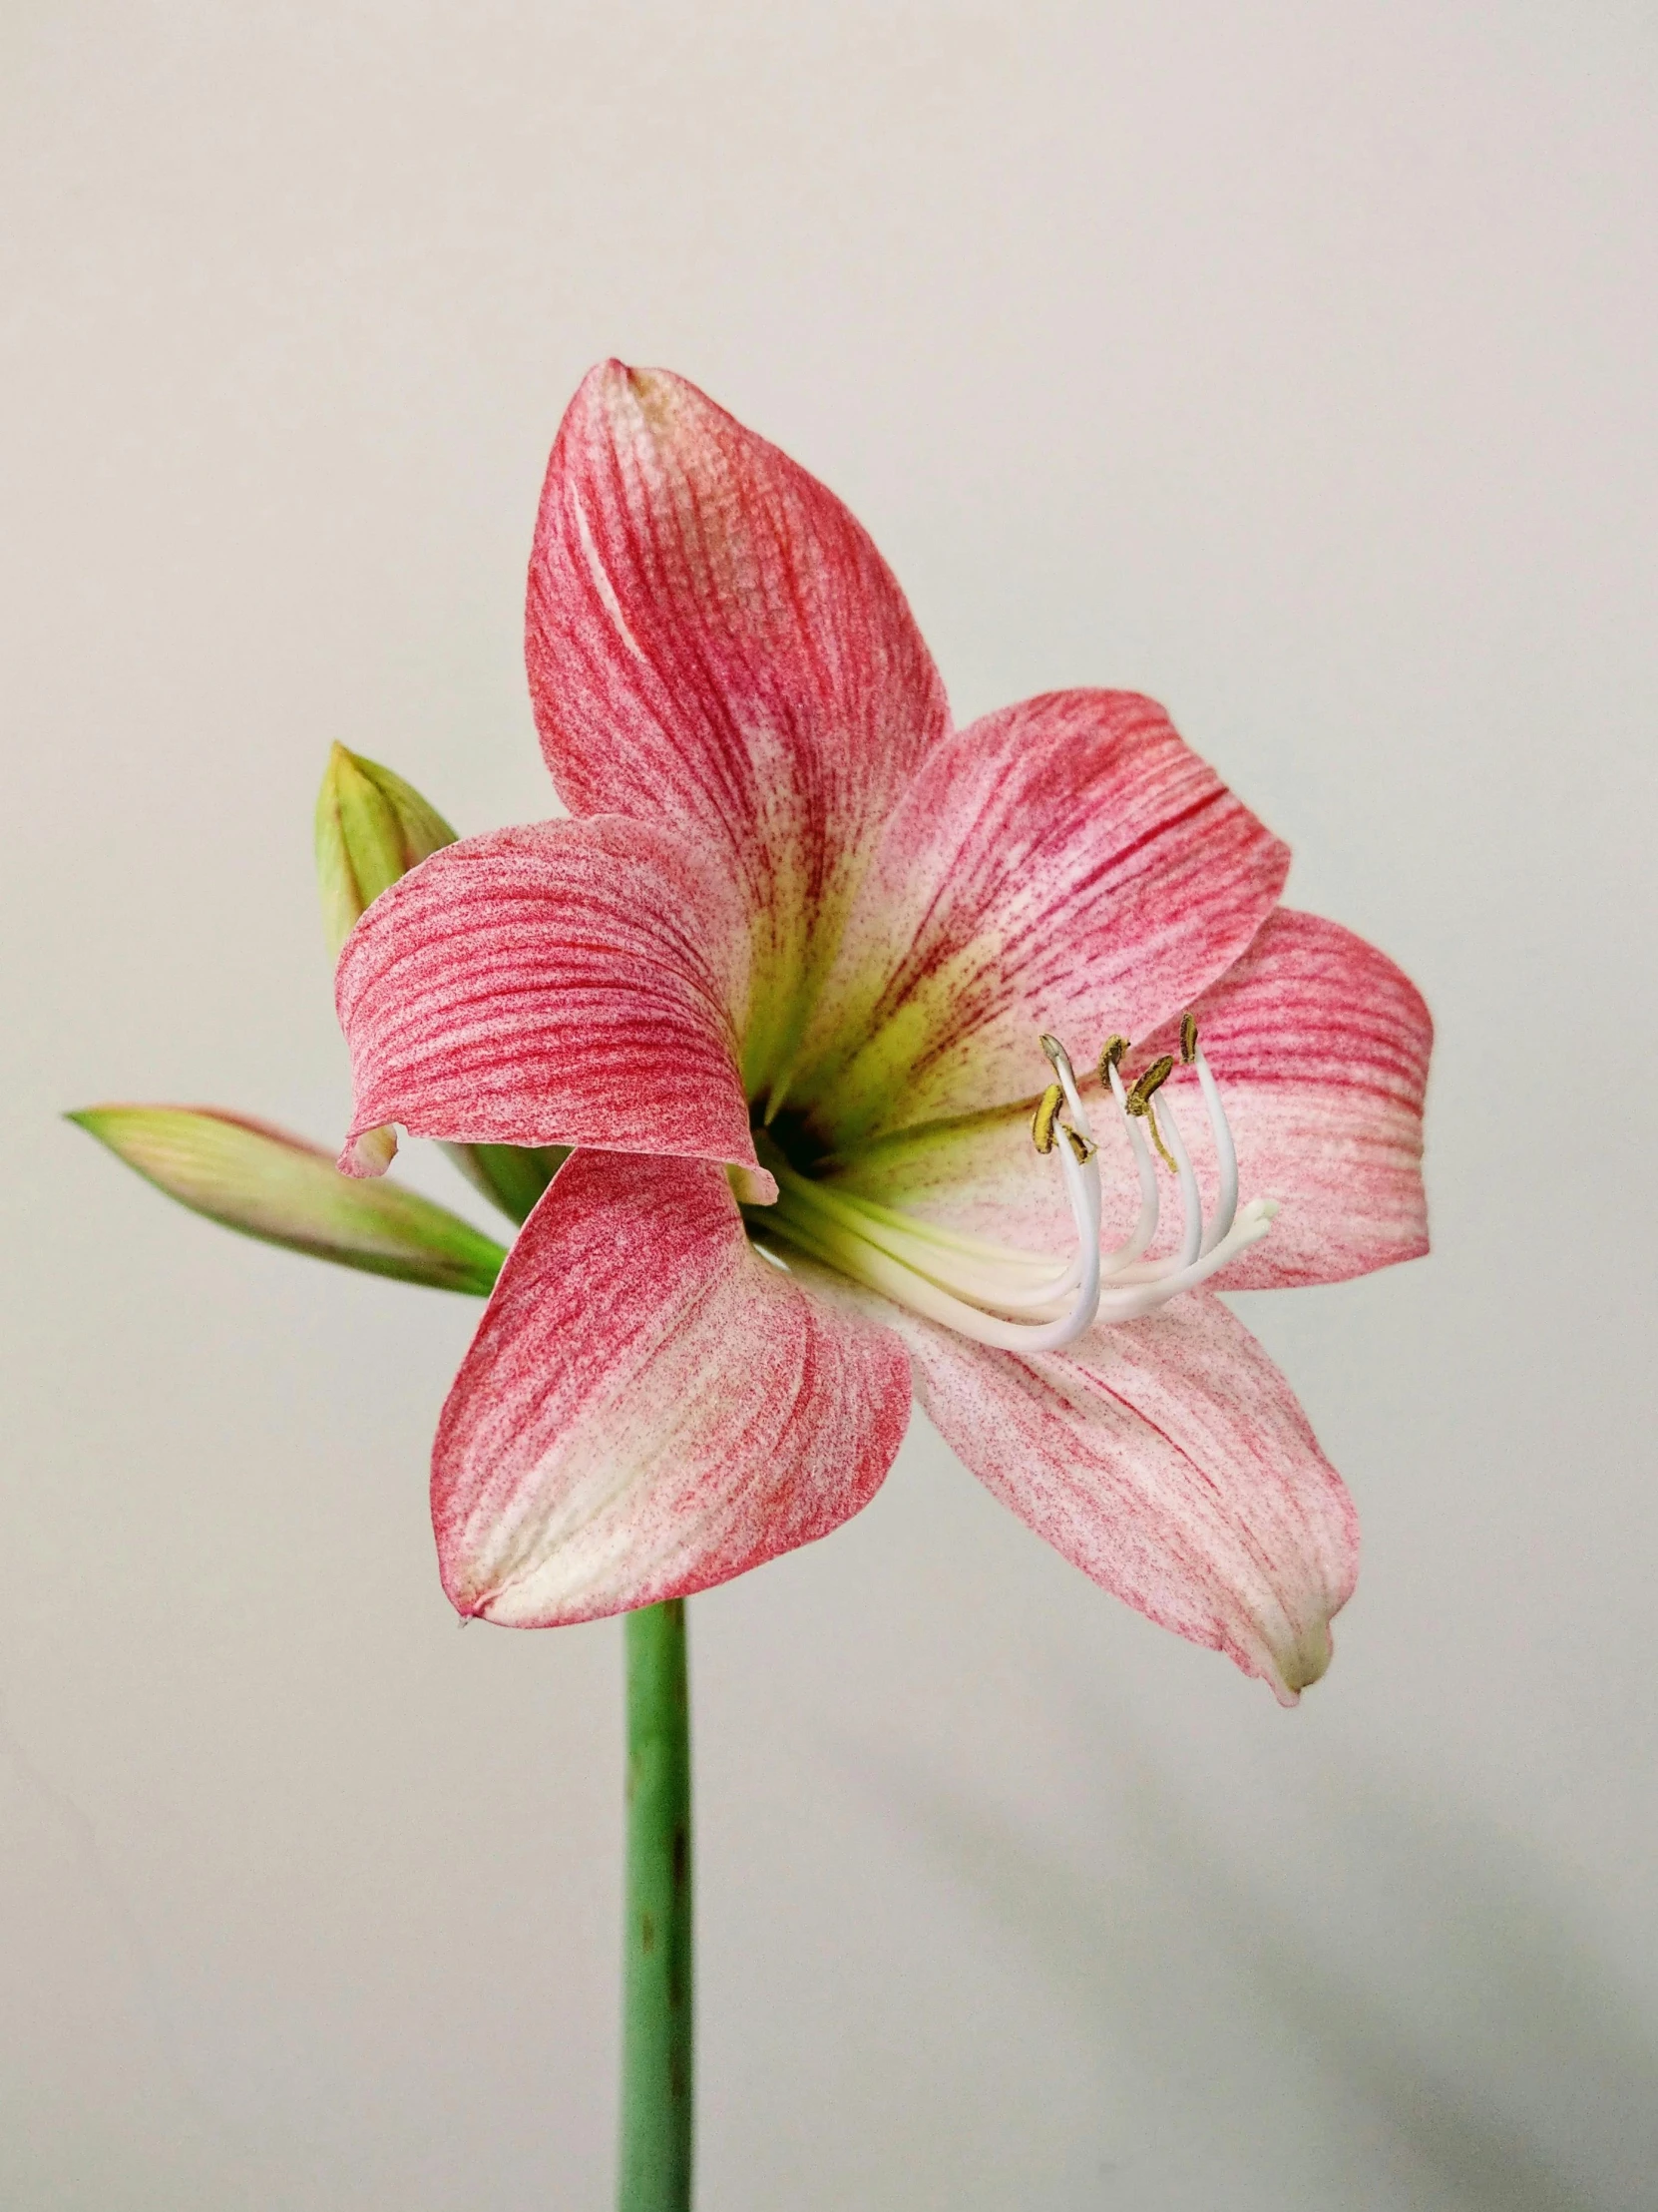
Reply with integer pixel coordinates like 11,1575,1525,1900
1125,1055,1175,1113
1180,1012,1198,1065
1063,1125,1096,1165
1032,1083,1063,1154
1098,1035,1129,1081
1141,1104,1179,1173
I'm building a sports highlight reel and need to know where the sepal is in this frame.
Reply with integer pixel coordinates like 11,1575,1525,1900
440,1140,570,1226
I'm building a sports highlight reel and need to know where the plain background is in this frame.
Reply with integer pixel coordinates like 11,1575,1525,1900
3,4,1655,2206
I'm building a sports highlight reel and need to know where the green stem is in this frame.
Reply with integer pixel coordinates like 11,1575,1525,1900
619,1600,693,2212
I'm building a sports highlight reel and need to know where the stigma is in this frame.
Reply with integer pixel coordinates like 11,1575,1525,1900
751,1020,1276,1353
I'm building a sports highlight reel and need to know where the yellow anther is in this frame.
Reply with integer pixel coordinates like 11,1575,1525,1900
1124,1055,1175,1113
1140,1104,1178,1173
1063,1124,1096,1166
1122,1054,1178,1174
1032,1083,1063,1154
1180,1012,1198,1065
1098,1035,1130,1082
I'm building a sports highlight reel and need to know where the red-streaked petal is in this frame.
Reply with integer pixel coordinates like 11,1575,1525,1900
334,815,770,1184
878,1285,1357,1703
433,1151,912,1625
820,908,1430,1294
1134,908,1432,1287
526,361,950,1089
790,689,1290,1145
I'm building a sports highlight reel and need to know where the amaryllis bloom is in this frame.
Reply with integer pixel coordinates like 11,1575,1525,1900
336,363,1431,1702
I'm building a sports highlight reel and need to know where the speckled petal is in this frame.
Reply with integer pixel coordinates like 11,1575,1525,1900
796,1261,1357,1703
433,1150,912,1624
526,361,950,1090
786,688,1289,1144
334,814,769,1188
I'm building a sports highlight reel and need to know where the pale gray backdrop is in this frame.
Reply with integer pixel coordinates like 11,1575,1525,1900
3,4,1654,2207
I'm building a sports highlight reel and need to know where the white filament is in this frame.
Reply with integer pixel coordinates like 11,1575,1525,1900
1193,1048,1239,1253
757,1034,1268,1355
1102,1058,1161,1274
766,1097,1101,1353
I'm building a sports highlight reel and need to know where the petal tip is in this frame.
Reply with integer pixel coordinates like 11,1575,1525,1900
578,355,646,417
1266,1616,1336,1707
340,1122,399,1178
727,1161,779,1206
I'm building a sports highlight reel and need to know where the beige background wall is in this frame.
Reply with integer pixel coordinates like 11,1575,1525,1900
3,4,1655,2206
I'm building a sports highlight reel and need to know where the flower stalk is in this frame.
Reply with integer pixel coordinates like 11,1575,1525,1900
620,1599,693,2212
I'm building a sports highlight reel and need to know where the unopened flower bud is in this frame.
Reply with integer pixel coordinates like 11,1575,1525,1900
68,1106,505,1296
315,743,457,958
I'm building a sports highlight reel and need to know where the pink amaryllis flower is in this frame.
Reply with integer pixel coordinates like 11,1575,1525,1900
336,363,1431,1703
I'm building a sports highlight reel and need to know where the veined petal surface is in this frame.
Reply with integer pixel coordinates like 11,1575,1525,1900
526,361,950,1090
434,1151,912,1625
335,815,769,1184
789,689,1290,1145
1134,908,1432,1286
824,908,1430,1292
857,1280,1358,1702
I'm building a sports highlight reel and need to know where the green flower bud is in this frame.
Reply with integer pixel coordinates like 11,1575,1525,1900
69,1106,506,1296
315,743,457,959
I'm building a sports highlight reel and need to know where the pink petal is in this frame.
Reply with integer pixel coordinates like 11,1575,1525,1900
526,361,950,1090
820,909,1430,1295
789,688,1290,1144
433,1151,912,1625
334,815,771,1186
889,1287,1359,1703
1139,907,1433,1287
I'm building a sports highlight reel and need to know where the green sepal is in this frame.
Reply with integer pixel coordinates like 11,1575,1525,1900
441,1141,571,1226
69,1106,506,1296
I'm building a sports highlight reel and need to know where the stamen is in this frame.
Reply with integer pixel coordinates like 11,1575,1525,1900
744,1025,1270,1352
1037,1033,1103,1244
1092,1198,1278,1320
1031,1084,1063,1154
762,1106,1100,1351
1040,1034,1098,1153
1191,1047,1239,1254
1123,1055,1178,1173
1125,1055,1175,1112
1098,1035,1130,1082
1101,1042,1246,1282
1102,1055,1161,1271
1115,1082,1202,1276
1142,1105,1179,1173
